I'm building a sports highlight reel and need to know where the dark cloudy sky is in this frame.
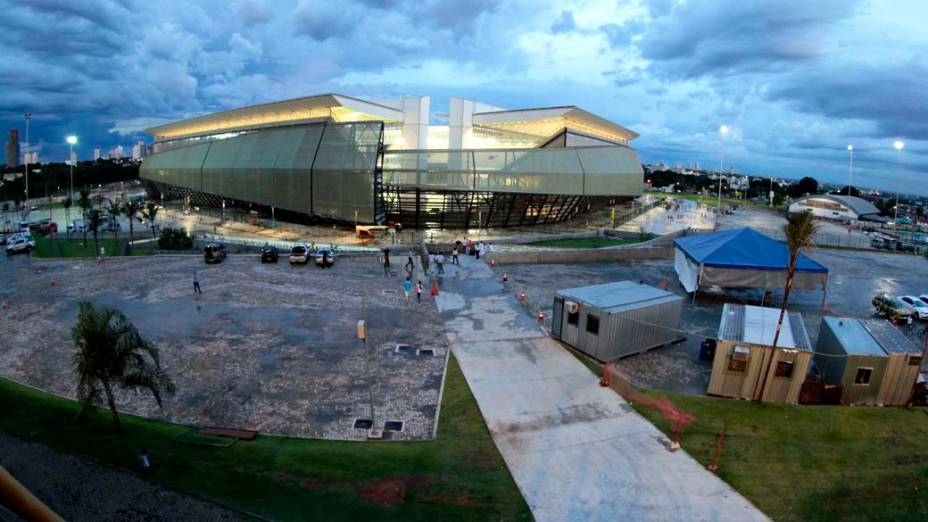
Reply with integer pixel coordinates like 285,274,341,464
2,0,926,195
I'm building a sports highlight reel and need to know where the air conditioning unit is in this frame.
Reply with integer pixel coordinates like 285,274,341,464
565,301,579,314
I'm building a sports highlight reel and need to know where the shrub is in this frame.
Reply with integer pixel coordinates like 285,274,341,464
158,227,193,250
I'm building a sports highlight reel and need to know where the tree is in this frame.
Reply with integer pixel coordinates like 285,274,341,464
107,198,122,244
72,301,174,429
142,201,160,241
78,188,92,245
87,208,103,254
121,199,141,252
788,176,819,198
758,211,819,401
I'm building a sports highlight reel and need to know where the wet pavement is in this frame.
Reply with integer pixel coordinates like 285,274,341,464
0,253,447,441
618,197,715,235
500,247,928,394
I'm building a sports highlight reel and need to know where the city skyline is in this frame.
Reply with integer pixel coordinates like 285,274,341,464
0,0,926,195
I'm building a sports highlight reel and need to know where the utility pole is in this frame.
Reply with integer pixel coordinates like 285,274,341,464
24,113,30,203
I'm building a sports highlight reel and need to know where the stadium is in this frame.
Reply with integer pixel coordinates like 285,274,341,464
140,94,644,228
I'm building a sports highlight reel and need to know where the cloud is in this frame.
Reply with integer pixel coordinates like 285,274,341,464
551,11,576,34
637,0,863,79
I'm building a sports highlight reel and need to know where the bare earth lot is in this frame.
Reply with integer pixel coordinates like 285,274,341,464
0,254,447,441
501,247,928,394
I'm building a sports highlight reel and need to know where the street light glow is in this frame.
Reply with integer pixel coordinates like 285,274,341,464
719,125,729,135
66,135,78,145
847,144,853,151
894,140,904,150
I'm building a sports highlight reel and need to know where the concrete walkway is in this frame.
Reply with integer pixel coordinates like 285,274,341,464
435,254,767,521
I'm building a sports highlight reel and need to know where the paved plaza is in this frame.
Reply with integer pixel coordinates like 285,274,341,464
0,254,447,441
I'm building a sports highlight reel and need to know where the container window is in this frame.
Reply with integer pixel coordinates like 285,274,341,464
567,311,579,326
774,361,794,378
908,356,922,367
586,314,600,335
854,368,872,385
728,347,749,372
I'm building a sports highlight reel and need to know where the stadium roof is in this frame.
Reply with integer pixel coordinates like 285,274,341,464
794,194,881,217
146,94,403,142
473,106,639,144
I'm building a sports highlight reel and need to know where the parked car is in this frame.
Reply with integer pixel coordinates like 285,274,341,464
32,221,57,236
918,295,928,307
260,245,279,263
100,219,122,232
872,293,913,318
898,296,928,320
5,235,35,255
289,243,310,264
203,243,227,264
68,219,86,233
315,246,335,268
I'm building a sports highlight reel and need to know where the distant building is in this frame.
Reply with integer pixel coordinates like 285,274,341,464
131,140,146,160
107,145,124,160
5,129,20,168
25,151,37,164
788,194,882,222
93,148,101,161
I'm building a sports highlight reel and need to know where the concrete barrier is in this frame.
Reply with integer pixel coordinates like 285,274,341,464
484,228,689,265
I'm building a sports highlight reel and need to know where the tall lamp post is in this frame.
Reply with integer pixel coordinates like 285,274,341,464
24,113,30,203
66,135,78,203
718,125,729,210
846,144,853,196
893,140,904,226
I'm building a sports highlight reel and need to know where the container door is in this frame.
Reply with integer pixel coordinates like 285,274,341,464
552,296,564,338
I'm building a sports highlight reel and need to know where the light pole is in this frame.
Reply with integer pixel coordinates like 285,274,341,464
718,125,729,210
24,113,30,203
66,135,78,204
893,140,904,226
846,145,854,196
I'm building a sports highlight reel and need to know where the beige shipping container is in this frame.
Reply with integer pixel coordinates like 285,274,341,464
863,320,923,406
708,304,812,404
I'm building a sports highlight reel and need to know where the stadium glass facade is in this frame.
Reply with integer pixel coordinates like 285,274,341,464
140,94,644,228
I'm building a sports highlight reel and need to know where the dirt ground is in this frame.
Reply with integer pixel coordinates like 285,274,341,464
0,253,447,441
499,247,928,394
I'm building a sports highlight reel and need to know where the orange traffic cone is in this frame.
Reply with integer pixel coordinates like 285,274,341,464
537,311,545,324
518,290,527,303
50,275,57,287
1,301,7,311
431,279,439,297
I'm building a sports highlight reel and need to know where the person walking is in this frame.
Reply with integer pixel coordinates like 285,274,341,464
451,245,459,265
382,248,391,276
475,241,483,260
415,280,423,303
436,252,445,274
405,253,415,275
193,270,202,294
403,277,413,303
465,237,473,255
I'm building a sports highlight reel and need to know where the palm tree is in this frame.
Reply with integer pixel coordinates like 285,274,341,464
758,211,819,401
142,201,160,241
122,199,141,253
63,197,73,237
78,188,92,245
72,301,175,430
107,198,122,245
87,208,103,255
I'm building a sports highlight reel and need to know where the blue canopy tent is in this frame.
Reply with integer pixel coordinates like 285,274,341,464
674,227,829,300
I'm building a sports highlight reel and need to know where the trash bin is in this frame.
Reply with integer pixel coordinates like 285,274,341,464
699,339,716,361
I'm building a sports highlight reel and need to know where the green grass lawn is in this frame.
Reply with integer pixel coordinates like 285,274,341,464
33,235,154,258
646,190,775,209
527,236,646,249
0,355,531,521
632,390,928,521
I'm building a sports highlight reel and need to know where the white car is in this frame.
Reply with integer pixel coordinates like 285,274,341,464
289,243,310,264
898,295,928,320
918,295,928,307
5,235,35,255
